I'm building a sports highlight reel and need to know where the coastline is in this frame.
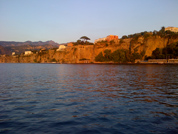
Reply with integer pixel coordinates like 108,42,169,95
1,62,178,65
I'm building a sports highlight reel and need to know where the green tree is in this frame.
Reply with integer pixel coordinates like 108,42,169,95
158,26,166,37
111,49,126,62
95,52,105,62
104,49,112,61
131,52,142,61
152,48,161,59
160,26,165,33
119,39,124,44
77,39,82,44
80,36,90,43
50,58,57,62
153,30,158,36
122,35,128,39
110,40,115,45
173,45,178,57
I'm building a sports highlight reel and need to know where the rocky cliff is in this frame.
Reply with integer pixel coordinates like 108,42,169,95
0,36,178,63
130,36,178,57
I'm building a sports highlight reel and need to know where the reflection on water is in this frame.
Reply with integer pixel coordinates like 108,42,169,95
0,64,178,134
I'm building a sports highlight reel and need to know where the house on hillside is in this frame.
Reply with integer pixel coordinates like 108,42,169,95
165,27,178,32
24,51,33,55
94,37,107,44
94,35,119,44
56,45,66,51
106,35,119,42
12,52,15,56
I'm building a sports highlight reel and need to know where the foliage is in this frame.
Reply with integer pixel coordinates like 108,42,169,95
146,41,178,60
110,40,115,45
132,52,142,60
130,34,140,44
73,40,83,45
73,48,77,54
95,52,105,62
104,49,112,61
127,26,178,40
141,50,146,57
153,30,158,36
143,32,152,39
95,49,142,63
121,35,128,39
111,49,126,62
119,39,124,44
50,58,57,62
33,59,37,63
50,48,58,51
79,58,89,61
80,36,90,43
160,26,165,34
73,38,94,46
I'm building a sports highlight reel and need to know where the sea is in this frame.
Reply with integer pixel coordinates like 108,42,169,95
0,63,178,134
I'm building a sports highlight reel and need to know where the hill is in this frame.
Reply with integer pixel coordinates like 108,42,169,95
0,40,59,55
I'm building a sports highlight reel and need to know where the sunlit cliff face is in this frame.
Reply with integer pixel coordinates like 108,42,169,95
0,36,178,63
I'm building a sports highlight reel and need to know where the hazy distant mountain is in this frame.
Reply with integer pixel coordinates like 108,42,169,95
0,40,59,47
0,45,11,55
0,40,59,55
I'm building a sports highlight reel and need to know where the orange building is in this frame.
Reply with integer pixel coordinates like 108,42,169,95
106,35,119,42
94,35,119,43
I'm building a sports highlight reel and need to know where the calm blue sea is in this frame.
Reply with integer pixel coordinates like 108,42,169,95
0,63,178,134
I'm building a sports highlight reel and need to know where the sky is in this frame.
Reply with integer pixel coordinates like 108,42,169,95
0,0,178,43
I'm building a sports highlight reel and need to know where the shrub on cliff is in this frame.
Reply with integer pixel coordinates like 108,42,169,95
94,49,140,63
119,39,124,44
111,49,126,62
50,58,57,62
121,35,128,39
73,38,94,46
104,49,112,61
146,41,178,60
95,52,105,62
80,36,90,43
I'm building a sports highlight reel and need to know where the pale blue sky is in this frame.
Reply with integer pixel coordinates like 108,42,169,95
0,0,178,43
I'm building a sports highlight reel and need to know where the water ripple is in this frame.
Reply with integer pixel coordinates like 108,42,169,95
0,64,178,133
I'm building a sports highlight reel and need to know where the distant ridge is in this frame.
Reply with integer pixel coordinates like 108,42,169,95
0,40,59,47
0,40,59,55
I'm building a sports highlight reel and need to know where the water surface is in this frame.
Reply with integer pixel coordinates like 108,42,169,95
0,64,178,133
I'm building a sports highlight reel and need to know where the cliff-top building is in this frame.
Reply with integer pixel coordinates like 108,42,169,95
56,45,66,51
12,52,15,56
94,37,107,44
24,51,32,55
165,27,178,33
95,35,119,44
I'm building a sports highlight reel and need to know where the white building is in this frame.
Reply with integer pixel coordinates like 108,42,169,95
56,45,66,51
94,37,107,44
12,52,15,56
165,27,178,33
24,51,33,55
